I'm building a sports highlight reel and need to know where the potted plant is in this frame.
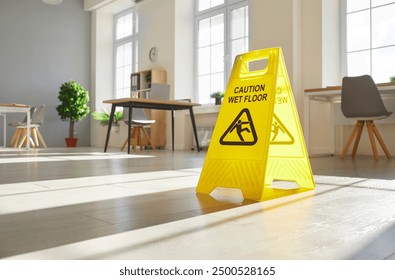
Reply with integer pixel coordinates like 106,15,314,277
92,109,123,133
210,91,224,105
56,80,90,147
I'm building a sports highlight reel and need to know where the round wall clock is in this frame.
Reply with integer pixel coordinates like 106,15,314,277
149,47,158,62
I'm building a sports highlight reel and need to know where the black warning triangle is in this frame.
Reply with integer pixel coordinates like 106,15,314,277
270,114,294,145
220,108,258,146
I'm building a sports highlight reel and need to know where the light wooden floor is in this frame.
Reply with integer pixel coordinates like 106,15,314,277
1,147,395,259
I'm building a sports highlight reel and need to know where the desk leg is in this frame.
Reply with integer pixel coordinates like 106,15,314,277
1,114,6,147
171,109,175,151
26,110,30,150
128,105,133,154
189,107,200,152
104,105,116,152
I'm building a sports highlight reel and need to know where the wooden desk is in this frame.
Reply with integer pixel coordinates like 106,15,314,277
103,98,201,154
304,82,395,155
0,103,31,149
305,82,395,97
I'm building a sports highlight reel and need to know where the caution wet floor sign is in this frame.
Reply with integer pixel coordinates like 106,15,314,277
196,47,315,201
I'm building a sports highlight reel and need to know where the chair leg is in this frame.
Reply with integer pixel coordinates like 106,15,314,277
35,128,47,148
339,121,361,160
120,137,128,151
18,129,27,148
141,127,156,150
138,128,143,151
17,128,38,148
32,128,39,148
366,121,379,160
121,126,155,152
351,121,365,158
15,128,23,147
121,127,134,151
371,121,392,159
9,128,21,147
133,127,140,152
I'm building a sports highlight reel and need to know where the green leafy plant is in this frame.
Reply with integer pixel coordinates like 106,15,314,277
210,91,224,99
56,80,90,139
390,76,395,83
92,110,123,126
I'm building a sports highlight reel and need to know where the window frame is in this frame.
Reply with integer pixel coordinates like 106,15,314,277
113,8,139,99
341,0,395,82
194,0,249,104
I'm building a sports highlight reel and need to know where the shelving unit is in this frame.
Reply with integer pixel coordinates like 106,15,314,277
130,69,167,148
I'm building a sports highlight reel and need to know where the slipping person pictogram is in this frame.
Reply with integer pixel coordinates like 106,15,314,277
230,119,251,141
270,114,294,144
220,108,257,146
271,120,284,141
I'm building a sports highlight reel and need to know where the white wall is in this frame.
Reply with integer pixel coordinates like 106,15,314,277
174,0,194,101
322,0,341,86
90,8,116,147
0,0,91,147
137,0,175,93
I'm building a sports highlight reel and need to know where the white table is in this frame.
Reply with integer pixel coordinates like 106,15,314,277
304,82,395,155
0,104,31,149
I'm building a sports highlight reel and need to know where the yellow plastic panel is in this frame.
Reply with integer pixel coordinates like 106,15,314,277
196,47,315,201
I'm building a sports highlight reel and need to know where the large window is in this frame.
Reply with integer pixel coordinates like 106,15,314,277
114,9,138,98
195,0,248,104
344,0,395,82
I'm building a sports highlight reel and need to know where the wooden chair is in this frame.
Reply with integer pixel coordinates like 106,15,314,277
9,105,47,148
120,107,155,152
339,75,391,160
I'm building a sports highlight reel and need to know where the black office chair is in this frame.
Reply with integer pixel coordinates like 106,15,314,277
339,75,392,160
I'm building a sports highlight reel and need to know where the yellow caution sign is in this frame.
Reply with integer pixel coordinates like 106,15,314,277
196,47,315,201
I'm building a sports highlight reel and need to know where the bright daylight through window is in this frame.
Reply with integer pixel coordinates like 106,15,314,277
114,8,138,98
196,0,249,104
345,0,395,82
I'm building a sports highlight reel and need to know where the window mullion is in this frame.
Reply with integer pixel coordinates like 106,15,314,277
195,0,248,104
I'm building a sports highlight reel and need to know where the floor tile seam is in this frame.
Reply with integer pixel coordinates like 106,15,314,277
0,169,199,187
78,212,114,226
314,174,395,183
0,158,63,164
50,155,154,161
0,174,199,197
346,183,395,193
0,182,121,198
314,181,395,195
175,168,202,173
0,219,111,245
0,152,117,157
111,173,200,186
0,155,153,165
88,209,203,227
0,223,116,255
